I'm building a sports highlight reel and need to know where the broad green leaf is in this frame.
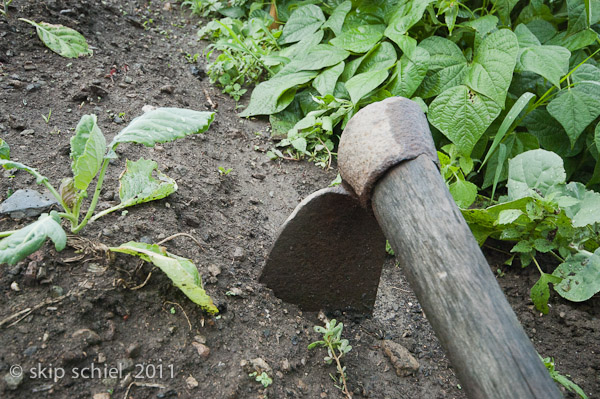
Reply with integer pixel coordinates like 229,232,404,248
428,85,502,156
355,42,397,75
279,5,325,45
572,64,600,83
481,92,536,169
279,30,324,61
514,25,570,87
110,108,214,149
465,29,519,106
572,190,600,227
443,3,459,35
507,149,566,200
291,137,307,153
0,139,9,160
118,158,177,209
531,272,562,314
547,82,600,147
567,0,589,34
463,15,499,48
547,29,598,52
240,71,318,117
269,100,303,137
281,44,349,73
384,0,433,44
0,159,48,184
523,109,582,157
449,179,478,208
313,62,345,96
330,24,385,53
491,0,519,25
345,69,389,104
596,123,600,154
525,19,558,43
387,47,430,98
553,249,600,302
482,133,540,189
109,242,218,314
322,1,351,36
339,54,365,82
416,37,467,98
0,212,66,266
70,114,106,192
19,19,92,58
497,209,524,224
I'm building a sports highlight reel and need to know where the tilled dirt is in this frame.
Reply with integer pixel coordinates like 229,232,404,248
0,1,598,398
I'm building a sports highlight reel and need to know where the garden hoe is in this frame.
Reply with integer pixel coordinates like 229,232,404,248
260,97,562,399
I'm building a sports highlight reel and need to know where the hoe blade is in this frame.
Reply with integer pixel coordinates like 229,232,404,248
260,185,386,315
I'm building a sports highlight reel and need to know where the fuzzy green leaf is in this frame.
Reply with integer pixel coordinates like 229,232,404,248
449,179,478,208
523,109,579,157
384,0,433,46
110,108,214,149
279,5,325,45
330,24,385,54
507,149,566,200
118,158,177,208
0,139,9,160
355,42,397,75
20,19,92,58
553,250,600,302
546,29,597,51
417,37,467,98
465,29,519,106
428,85,501,156
240,71,318,117
491,0,519,25
70,115,106,192
387,46,430,98
322,1,351,36
547,82,600,147
345,69,389,104
531,272,563,314
313,62,345,96
109,242,218,314
0,212,66,266
567,0,589,34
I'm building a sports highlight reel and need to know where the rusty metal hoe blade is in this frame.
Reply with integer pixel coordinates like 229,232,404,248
259,185,385,314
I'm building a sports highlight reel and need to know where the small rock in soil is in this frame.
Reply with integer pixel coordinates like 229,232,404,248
186,375,199,389
208,265,221,277
157,389,178,398
26,82,41,92
0,189,58,219
3,371,24,390
50,285,64,298
192,342,210,359
382,340,419,377
23,345,38,356
10,281,20,291
232,247,246,261
139,235,153,244
18,128,34,136
93,393,111,399
127,343,141,359
71,328,102,346
160,84,174,94
249,357,271,373
116,358,134,373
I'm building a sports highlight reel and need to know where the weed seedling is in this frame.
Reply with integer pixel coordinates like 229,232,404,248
218,166,233,176
249,371,272,388
308,319,352,399
42,109,52,124
541,355,588,399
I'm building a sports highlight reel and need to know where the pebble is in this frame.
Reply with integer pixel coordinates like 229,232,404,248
127,343,141,358
50,285,64,298
192,342,210,359
207,265,221,277
186,375,199,389
124,76,133,84
26,82,41,91
160,84,174,94
93,393,111,399
113,115,124,124
23,61,36,70
381,340,419,377
10,281,20,291
232,247,245,261
250,357,271,373
72,328,102,346
24,345,38,356
139,235,153,244
20,128,34,136
3,371,24,390
0,189,58,218
116,358,134,372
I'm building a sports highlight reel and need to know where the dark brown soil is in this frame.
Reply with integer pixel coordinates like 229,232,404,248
0,1,598,398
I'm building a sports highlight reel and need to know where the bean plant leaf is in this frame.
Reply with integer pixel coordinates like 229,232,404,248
110,108,215,150
514,25,570,88
0,159,48,184
384,0,433,47
0,212,66,266
279,5,325,45
240,71,318,117
428,85,502,156
572,64,600,83
567,0,589,34
322,1,351,36
553,249,600,302
523,109,580,157
465,29,519,106
355,41,397,75
491,0,519,25
109,242,218,314
531,272,563,314
70,115,106,192
547,29,598,51
507,149,566,200
313,62,345,96
118,158,177,209
449,179,478,208
345,69,389,104
282,44,349,73
387,46,430,98
330,24,385,54
547,82,600,147
0,139,9,160
19,19,92,58
416,37,467,99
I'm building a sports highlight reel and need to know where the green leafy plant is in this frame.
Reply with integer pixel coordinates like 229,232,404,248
0,108,214,266
42,109,52,124
540,355,588,399
308,319,352,399
109,242,218,314
249,371,273,388
218,166,233,175
0,0,14,17
19,18,92,58
462,149,600,313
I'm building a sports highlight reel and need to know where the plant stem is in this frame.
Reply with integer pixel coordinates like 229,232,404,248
0,230,17,238
532,255,544,275
327,342,352,399
71,158,109,233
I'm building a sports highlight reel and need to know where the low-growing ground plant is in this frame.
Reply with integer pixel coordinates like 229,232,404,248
20,18,92,58
249,371,273,388
308,319,352,399
541,355,588,398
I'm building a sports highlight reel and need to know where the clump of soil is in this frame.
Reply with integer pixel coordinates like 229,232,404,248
0,1,598,398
